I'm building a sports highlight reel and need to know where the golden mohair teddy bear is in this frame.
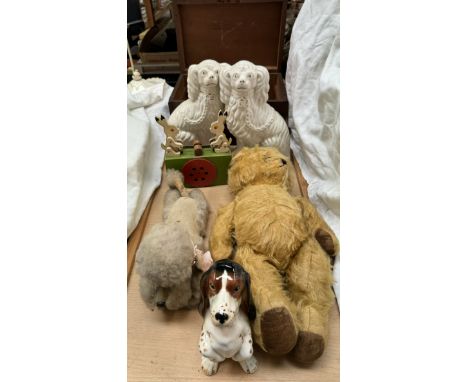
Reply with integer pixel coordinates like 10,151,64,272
209,146,339,364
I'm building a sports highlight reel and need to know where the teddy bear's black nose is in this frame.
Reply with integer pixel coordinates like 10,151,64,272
215,312,229,324
281,159,287,165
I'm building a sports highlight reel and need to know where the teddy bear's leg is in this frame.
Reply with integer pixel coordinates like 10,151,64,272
235,247,298,355
286,239,335,364
165,278,193,310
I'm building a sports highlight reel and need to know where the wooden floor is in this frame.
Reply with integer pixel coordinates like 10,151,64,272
128,165,340,381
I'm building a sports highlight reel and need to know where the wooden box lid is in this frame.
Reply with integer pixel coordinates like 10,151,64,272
171,0,287,73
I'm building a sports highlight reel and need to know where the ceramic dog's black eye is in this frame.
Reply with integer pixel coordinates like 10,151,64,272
233,286,240,292
209,283,215,290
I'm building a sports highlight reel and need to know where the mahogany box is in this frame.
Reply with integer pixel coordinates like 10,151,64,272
168,0,289,121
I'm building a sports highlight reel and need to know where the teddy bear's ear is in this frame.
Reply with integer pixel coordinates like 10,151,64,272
228,159,256,193
231,149,246,162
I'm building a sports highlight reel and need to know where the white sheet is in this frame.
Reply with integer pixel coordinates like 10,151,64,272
285,0,341,304
127,77,174,237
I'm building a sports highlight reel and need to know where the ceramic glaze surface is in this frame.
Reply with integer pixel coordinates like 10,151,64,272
169,59,223,145
219,60,290,156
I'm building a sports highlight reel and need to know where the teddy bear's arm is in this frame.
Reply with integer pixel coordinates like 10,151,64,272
209,201,235,261
296,197,339,257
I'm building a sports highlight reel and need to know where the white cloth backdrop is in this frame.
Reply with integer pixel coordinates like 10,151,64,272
127,78,174,237
286,0,341,304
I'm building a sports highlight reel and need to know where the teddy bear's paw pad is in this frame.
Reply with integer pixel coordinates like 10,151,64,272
201,357,219,376
240,356,258,374
315,229,336,256
260,307,297,355
290,331,325,364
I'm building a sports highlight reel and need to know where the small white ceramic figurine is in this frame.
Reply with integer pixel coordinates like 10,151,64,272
219,60,290,156
156,115,183,156
209,110,232,153
127,69,144,92
168,59,223,145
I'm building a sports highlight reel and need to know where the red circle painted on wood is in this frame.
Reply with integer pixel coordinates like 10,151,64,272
181,159,217,187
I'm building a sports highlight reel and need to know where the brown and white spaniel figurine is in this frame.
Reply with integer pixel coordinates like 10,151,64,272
198,260,257,376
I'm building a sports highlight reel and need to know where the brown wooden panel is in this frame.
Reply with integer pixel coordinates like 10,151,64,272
172,0,287,72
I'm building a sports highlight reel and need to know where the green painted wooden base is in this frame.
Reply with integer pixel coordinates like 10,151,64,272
164,146,232,188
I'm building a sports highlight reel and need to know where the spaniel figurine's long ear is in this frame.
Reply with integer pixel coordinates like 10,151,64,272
198,265,214,317
219,63,232,105
240,270,256,321
187,64,200,102
254,65,270,106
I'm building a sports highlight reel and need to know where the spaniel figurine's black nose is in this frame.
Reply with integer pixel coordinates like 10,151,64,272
215,312,229,324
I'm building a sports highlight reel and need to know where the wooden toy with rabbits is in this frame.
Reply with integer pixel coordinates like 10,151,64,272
156,111,232,188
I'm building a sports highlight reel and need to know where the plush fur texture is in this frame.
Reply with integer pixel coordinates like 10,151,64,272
209,147,339,364
168,59,223,145
219,60,290,156
136,169,209,310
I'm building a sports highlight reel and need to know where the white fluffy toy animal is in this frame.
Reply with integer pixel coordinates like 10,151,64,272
135,170,213,310
168,59,223,145
198,260,257,376
219,60,290,156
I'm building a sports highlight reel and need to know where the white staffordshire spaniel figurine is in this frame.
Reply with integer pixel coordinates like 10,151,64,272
198,260,257,376
219,60,290,156
168,59,223,145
